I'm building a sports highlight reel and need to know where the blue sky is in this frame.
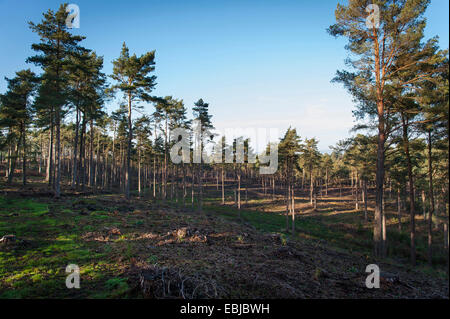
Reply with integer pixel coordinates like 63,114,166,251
0,0,448,152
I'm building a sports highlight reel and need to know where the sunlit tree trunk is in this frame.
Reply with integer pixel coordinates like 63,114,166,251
221,166,225,205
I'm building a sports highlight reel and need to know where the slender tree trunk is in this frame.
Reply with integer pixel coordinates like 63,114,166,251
46,114,54,186
191,164,195,208
221,166,225,205
382,198,387,257
89,119,94,187
427,129,435,265
302,170,305,191
21,123,27,186
163,116,168,201
364,179,368,221
95,128,100,188
291,186,295,235
309,166,314,205
421,190,426,219
286,179,290,232
443,202,448,274
355,171,359,210
397,188,402,231
153,155,157,199
126,93,132,199
110,123,116,190
237,169,241,210
272,176,275,201
7,137,21,185
373,26,386,258
199,163,203,212
138,145,141,197
402,113,416,266
72,107,79,187
54,106,61,198
182,163,186,206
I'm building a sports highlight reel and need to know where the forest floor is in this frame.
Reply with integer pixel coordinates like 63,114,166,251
0,179,448,298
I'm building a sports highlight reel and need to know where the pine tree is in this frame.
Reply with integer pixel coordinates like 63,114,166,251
0,70,37,185
192,98,214,212
110,42,157,199
278,127,302,233
301,138,321,206
28,4,87,197
328,0,444,260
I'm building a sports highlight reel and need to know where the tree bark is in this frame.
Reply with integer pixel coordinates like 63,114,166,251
72,107,79,187
402,113,416,266
21,123,27,186
427,129,435,265
221,166,225,205
126,92,132,199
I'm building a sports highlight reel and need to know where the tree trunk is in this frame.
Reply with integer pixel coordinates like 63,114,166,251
198,163,203,212
54,107,61,198
291,186,295,235
272,176,275,201
355,171,359,210
402,113,416,266
191,164,195,208
221,166,225,205
126,93,132,199
237,169,241,211
364,179,368,222
72,107,79,187
89,119,94,187
373,26,386,259
7,137,21,185
397,188,402,232
309,166,314,205
138,145,141,197
427,129,435,265
110,122,116,190
46,114,54,186
182,163,186,206
21,124,27,186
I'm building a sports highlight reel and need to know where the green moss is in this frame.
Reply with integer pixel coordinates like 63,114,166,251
0,196,130,298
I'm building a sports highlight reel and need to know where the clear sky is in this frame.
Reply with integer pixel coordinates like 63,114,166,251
0,0,448,152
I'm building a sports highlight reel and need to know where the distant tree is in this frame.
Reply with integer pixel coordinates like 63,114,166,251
134,115,153,197
321,154,334,196
279,128,302,233
345,134,377,219
301,138,321,207
67,51,106,188
110,42,157,199
416,60,449,265
0,70,37,185
192,98,214,212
